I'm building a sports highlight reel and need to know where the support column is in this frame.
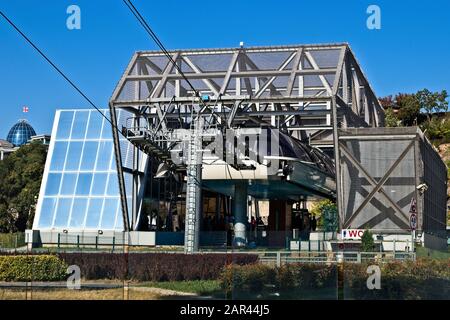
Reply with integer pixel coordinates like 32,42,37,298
132,117,139,229
215,194,221,222
331,96,344,231
233,181,248,246
184,118,203,254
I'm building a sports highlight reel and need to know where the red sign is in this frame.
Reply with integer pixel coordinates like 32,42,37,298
409,198,417,214
341,229,365,240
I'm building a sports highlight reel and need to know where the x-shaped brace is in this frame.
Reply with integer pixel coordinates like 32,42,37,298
340,139,415,228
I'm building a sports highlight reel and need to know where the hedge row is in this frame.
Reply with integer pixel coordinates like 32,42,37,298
219,259,450,299
58,252,258,281
220,263,337,295
343,259,450,299
0,255,67,281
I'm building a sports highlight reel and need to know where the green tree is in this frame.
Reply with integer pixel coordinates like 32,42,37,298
311,199,338,231
379,93,421,126
0,142,47,232
361,230,375,252
416,88,448,121
396,93,420,126
384,107,401,127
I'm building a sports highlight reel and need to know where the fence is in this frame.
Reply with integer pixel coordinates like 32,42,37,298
258,251,416,266
0,233,25,249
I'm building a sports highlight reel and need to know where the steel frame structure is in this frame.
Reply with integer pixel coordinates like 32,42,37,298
109,43,384,232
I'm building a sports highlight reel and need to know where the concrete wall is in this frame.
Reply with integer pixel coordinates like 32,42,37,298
26,229,155,247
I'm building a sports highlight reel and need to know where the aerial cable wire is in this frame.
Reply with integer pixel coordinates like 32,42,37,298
0,10,128,140
122,0,226,121
122,0,200,97
123,0,260,134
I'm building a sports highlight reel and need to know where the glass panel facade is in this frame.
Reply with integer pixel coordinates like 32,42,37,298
38,197,57,228
85,198,103,228
101,198,119,229
96,141,113,171
69,198,88,228
71,111,89,139
55,111,74,140
91,173,108,195
64,141,83,171
86,114,103,140
45,173,62,195
35,109,126,231
60,173,77,195
76,173,93,195
50,142,68,171
80,141,98,171
54,198,73,227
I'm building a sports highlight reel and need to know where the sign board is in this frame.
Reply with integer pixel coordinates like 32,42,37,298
410,213,417,230
341,229,365,240
409,197,418,231
409,198,417,213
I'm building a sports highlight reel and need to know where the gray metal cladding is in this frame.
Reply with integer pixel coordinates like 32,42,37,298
338,127,447,234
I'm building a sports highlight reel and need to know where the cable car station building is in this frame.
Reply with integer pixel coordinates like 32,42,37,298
28,43,447,251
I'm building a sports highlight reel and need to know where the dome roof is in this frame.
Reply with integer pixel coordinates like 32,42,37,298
6,119,36,146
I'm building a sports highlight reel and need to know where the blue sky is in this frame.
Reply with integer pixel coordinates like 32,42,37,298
0,0,449,138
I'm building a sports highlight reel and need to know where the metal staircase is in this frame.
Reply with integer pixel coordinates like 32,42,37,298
122,122,186,172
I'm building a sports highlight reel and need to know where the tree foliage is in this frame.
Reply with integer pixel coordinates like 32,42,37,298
379,93,420,126
0,142,47,232
361,230,375,252
310,199,338,231
384,107,402,127
396,93,421,126
379,89,449,134
416,89,448,121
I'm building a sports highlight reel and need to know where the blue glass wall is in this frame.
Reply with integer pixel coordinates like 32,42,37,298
34,109,132,231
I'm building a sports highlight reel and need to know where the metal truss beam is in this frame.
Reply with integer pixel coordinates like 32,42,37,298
109,43,385,233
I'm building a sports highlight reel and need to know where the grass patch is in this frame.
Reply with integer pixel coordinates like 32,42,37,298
0,288,160,300
139,280,222,296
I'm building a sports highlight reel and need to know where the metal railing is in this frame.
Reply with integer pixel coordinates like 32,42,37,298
258,251,416,266
0,233,26,249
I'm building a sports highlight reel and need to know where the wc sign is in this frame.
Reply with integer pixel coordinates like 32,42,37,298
341,229,365,240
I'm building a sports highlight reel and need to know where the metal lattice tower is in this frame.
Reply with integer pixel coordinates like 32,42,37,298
184,116,204,253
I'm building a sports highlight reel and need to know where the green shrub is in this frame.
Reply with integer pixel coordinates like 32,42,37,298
0,255,67,281
221,259,450,299
343,259,450,299
220,264,275,294
220,263,337,295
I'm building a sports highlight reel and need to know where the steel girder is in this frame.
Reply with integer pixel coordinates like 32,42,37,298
110,44,383,140
108,43,384,231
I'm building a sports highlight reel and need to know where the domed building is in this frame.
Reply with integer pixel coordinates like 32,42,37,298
6,119,36,147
